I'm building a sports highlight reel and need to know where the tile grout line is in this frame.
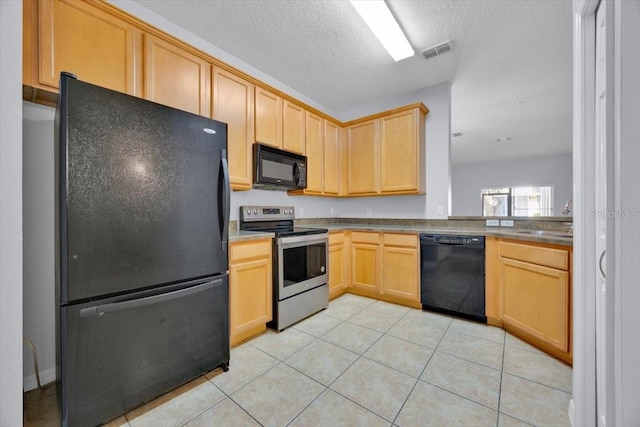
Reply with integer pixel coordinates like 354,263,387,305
288,299,404,425
391,307,455,426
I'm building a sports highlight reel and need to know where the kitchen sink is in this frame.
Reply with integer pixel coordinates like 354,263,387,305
512,229,573,238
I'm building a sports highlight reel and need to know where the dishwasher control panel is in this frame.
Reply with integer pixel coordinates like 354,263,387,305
421,234,484,245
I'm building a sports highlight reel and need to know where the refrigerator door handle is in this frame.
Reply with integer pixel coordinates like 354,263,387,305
220,149,230,250
79,279,221,318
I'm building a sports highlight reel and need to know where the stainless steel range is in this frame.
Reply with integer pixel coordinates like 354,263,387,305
240,206,329,330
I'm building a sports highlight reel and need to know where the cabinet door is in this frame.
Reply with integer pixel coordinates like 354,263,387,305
382,234,419,302
347,120,379,194
145,34,211,116
500,258,570,352
329,244,345,298
305,112,324,193
283,101,306,155
229,257,272,341
382,246,419,301
324,120,341,195
213,68,254,190
351,243,380,293
35,0,142,95
255,87,282,148
380,109,419,192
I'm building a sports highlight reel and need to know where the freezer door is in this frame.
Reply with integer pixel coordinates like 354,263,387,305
58,75,230,303
60,276,229,427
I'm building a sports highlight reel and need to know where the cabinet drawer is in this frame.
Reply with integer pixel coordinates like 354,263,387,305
230,239,272,263
351,232,380,245
383,233,418,248
329,232,344,246
499,241,569,270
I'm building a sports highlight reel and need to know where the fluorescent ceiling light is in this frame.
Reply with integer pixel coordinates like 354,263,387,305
350,0,414,61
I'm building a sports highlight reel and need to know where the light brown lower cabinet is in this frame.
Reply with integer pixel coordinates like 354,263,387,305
350,232,381,293
382,233,419,302
347,231,420,307
229,239,272,346
328,231,349,299
487,237,572,363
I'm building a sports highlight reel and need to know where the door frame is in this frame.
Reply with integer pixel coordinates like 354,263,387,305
572,0,599,425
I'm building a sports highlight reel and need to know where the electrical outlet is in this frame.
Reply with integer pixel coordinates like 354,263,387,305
366,208,372,217
437,206,444,216
500,219,514,227
299,207,304,217
486,219,500,227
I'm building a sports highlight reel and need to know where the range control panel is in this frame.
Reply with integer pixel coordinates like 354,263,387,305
240,206,295,222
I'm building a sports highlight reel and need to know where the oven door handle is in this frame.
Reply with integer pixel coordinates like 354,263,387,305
278,234,328,247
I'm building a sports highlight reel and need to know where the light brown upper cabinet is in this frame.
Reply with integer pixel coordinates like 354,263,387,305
144,34,211,117
24,0,143,100
344,104,428,196
323,120,341,195
283,101,306,154
213,68,255,190
254,87,282,148
288,117,342,197
304,111,324,194
346,119,379,195
380,108,426,193
255,87,306,155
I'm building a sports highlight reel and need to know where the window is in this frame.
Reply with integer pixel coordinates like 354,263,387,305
481,185,554,217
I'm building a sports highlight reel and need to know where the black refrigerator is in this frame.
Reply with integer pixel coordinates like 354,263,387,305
55,73,230,427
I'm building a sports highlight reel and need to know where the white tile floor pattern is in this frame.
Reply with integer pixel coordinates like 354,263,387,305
27,294,573,427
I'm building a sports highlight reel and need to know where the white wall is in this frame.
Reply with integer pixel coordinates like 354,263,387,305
616,1,640,424
22,103,57,390
0,0,24,424
451,153,573,216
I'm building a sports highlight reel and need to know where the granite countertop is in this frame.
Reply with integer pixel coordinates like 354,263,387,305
299,223,573,246
229,229,274,242
228,218,573,246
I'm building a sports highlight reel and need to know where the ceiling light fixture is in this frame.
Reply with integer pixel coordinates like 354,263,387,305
349,0,414,62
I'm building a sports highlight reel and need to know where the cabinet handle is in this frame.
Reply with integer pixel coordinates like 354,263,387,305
599,250,606,279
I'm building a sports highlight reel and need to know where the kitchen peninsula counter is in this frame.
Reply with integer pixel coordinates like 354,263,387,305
296,219,573,246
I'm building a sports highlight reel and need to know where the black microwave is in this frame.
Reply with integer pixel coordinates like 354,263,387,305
253,143,307,190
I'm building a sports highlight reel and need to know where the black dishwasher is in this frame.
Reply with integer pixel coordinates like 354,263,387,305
420,234,486,323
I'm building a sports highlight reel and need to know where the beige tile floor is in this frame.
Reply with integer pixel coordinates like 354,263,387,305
25,293,572,426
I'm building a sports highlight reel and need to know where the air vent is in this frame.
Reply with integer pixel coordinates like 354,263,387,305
422,40,452,60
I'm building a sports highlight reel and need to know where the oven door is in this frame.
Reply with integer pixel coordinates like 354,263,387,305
277,234,328,300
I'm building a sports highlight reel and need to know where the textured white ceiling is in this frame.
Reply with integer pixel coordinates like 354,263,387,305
135,0,573,165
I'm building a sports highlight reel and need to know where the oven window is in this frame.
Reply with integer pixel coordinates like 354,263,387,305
282,242,326,288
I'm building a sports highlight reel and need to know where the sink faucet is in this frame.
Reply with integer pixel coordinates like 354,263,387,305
562,198,573,215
